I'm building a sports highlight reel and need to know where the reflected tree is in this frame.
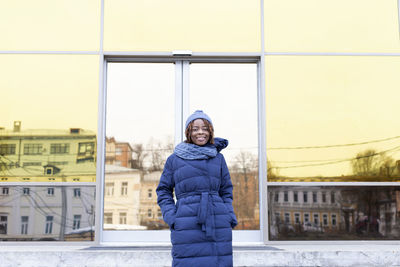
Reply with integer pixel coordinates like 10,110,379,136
230,151,259,229
351,149,397,178
131,143,148,171
146,138,173,172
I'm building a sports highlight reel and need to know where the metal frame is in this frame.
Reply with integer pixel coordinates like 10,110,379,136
100,56,263,244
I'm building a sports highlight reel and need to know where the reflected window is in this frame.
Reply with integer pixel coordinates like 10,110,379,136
313,192,317,203
294,213,300,224
73,215,81,230
147,209,152,218
323,214,328,226
77,142,95,163
322,192,327,203
50,144,70,154
332,214,337,226
331,192,335,203
274,192,279,202
157,209,162,218
21,216,28,235
304,213,310,223
47,188,54,196
313,214,319,225
294,191,298,202
23,144,43,155
303,192,308,203
104,213,113,224
119,212,127,224
148,189,152,199
2,188,9,195
0,215,7,234
121,182,128,196
73,188,81,198
23,188,30,195
105,183,114,196
284,191,288,202
0,144,16,155
45,216,53,234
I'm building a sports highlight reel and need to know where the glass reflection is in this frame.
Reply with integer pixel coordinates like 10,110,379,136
190,63,259,230
266,56,400,182
0,122,96,182
104,63,174,230
0,185,95,241
269,186,400,240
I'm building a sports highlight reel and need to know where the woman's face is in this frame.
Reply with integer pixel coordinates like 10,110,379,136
190,119,210,146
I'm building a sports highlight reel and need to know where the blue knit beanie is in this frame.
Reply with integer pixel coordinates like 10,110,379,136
185,110,213,129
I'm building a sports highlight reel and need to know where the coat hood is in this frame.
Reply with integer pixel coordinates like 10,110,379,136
211,137,228,152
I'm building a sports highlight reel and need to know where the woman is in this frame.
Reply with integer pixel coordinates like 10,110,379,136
157,110,237,267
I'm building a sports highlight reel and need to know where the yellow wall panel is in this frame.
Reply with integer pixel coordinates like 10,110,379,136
0,1,100,51
265,55,400,181
264,0,400,52
0,54,99,131
104,0,261,52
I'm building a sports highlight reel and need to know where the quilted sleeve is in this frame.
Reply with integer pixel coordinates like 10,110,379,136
156,155,177,229
219,154,238,228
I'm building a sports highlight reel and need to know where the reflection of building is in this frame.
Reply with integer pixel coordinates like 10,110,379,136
0,186,95,241
105,137,133,168
270,186,400,240
231,170,259,230
269,187,342,239
139,171,166,229
104,165,144,229
0,121,96,182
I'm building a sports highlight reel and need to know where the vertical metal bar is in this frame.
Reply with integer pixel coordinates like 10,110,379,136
94,0,105,245
182,61,190,134
175,61,184,145
260,0,269,243
94,57,106,245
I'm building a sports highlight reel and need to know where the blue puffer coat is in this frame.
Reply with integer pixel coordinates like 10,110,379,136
157,138,237,267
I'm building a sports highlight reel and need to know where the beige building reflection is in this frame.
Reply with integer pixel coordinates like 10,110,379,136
104,137,169,230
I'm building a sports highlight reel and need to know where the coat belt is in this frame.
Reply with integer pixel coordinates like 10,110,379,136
176,191,218,240
197,191,218,240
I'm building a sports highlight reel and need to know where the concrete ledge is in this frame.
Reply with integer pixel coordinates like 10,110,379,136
0,245,400,266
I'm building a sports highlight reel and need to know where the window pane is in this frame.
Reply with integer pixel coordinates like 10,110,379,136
266,56,400,182
0,55,98,183
0,0,100,51
104,0,260,52
269,186,400,240
264,0,400,52
0,186,95,241
105,63,175,230
190,63,259,230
